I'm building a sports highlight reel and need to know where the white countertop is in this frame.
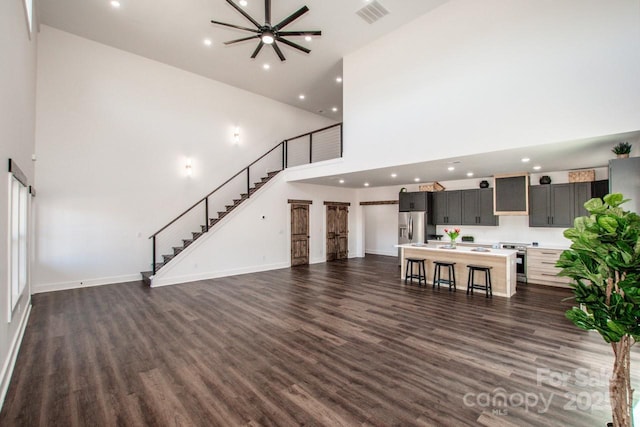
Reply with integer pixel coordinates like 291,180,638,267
529,244,571,250
430,240,571,251
396,243,517,257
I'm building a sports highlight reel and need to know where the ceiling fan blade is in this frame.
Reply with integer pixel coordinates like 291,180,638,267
274,6,309,30
225,0,261,28
211,20,260,33
265,0,271,25
276,37,310,54
224,35,260,45
251,41,265,58
277,30,322,37
272,41,286,61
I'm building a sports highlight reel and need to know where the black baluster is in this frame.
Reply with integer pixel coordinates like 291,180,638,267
205,198,209,232
152,236,156,276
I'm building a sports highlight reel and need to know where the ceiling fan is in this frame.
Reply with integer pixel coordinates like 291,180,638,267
211,0,321,61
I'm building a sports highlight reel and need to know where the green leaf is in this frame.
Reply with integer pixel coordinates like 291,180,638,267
564,228,580,240
584,197,604,213
604,193,624,207
607,320,626,335
597,216,618,233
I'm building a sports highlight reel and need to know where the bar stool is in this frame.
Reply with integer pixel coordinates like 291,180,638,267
433,261,456,291
466,265,493,298
405,258,427,286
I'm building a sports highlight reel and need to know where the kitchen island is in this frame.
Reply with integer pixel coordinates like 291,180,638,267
397,243,518,297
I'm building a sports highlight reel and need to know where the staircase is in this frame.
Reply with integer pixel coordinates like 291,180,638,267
141,122,343,286
141,170,280,285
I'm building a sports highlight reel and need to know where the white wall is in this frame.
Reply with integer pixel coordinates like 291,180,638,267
0,0,37,408
359,167,609,255
287,0,640,182
152,175,362,287
363,204,398,256
33,26,335,292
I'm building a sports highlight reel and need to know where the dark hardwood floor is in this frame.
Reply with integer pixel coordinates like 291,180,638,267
2,255,637,426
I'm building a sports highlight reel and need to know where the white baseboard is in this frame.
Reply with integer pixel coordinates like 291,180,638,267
365,249,398,257
0,302,31,411
32,273,141,294
151,262,290,287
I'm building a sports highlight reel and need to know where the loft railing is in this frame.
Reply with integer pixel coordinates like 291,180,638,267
148,122,343,276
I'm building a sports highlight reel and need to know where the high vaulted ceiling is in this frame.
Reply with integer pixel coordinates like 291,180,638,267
39,0,449,121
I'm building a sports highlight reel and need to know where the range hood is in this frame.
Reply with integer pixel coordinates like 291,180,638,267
493,173,530,215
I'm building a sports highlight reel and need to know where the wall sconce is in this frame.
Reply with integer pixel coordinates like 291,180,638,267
185,158,193,177
233,127,240,144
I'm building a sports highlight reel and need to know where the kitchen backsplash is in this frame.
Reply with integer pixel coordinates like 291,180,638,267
435,216,569,246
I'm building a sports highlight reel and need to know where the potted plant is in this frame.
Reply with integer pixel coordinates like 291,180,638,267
612,142,632,159
556,193,640,427
444,227,460,248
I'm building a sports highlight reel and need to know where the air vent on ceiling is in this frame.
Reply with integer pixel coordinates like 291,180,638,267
356,1,389,24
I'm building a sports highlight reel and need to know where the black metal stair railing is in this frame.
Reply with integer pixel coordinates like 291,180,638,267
146,123,342,279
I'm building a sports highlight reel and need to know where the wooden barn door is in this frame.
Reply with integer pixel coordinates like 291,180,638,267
289,200,311,266
325,202,349,261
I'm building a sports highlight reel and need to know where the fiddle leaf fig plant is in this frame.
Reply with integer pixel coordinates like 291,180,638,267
556,193,640,427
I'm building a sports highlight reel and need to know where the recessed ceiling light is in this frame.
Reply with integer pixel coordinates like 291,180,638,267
305,36,312,42
239,0,248,6
364,182,370,187
391,173,397,178
110,0,121,8
521,157,530,163
447,166,455,171
533,165,542,171
414,178,420,182
203,38,212,46
262,63,270,70
466,172,474,177
332,107,338,112
339,179,345,184
299,94,305,100
336,77,343,83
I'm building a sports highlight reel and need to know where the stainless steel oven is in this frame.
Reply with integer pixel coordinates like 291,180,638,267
500,242,529,282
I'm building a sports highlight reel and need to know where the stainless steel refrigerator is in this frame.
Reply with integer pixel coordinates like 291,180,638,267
398,211,436,262
609,157,640,214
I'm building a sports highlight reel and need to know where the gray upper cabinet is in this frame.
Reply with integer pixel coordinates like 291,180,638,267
529,186,550,227
551,184,573,226
399,191,426,212
591,179,609,200
461,189,498,226
529,183,575,227
399,192,411,212
478,188,499,225
573,182,592,218
434,190,462,224
461,190,478,225
434,192,447,223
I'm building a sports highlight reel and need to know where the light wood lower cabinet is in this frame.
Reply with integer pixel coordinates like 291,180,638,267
527,248,572,288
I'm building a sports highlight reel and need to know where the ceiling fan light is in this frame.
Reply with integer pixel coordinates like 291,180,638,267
262,32,274,44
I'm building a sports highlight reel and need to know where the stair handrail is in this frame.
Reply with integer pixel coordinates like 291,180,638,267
284,123,344,143
149,142,281,239
147,122,342,276
148,123,341,239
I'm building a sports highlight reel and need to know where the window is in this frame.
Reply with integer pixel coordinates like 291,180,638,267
8,161,30,322
23,0,34,36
